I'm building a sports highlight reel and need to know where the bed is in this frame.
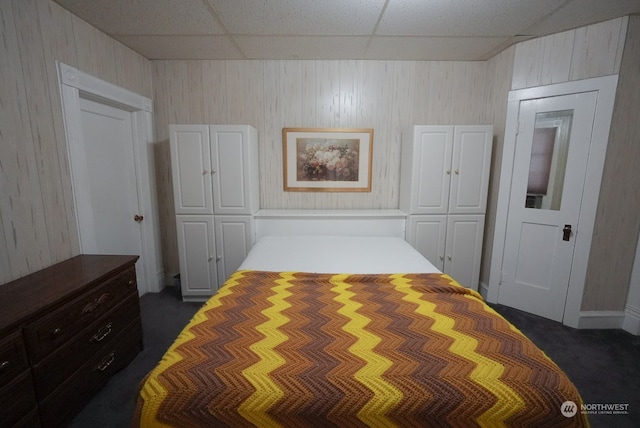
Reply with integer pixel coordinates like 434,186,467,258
134,234,587,427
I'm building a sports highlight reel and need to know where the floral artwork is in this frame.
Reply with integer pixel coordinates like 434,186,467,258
283,128,373,192
297,139,359,182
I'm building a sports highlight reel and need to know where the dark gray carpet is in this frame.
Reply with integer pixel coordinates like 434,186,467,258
68,287,639,428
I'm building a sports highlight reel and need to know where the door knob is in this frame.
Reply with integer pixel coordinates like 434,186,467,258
134,214,144,222
562,224,572,241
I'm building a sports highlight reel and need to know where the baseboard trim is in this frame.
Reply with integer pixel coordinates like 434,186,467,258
479,282,489,300
623,304,640,335
577,310,625,329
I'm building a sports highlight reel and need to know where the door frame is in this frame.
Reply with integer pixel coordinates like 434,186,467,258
487,75,618,328
57,62,163,295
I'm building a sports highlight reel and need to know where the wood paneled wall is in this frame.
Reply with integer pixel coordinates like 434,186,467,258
500,16,635,312
152,60,493,275
479,47,516,287
583,16,640,311
511,18,627,90
1,0,636,315
0,0,152,284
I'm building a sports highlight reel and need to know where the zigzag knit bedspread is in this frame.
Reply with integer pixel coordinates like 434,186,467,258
134,270,588,427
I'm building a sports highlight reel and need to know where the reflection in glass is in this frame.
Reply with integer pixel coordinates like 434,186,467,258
525,110,573,210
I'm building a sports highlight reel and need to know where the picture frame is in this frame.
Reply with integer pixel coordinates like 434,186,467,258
282,128,374,192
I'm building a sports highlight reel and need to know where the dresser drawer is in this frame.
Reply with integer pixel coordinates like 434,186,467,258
12,408,40,428
23,267,137,361
0,371,37,428
32,294,141,399
0,331,29,386
38,319,142,428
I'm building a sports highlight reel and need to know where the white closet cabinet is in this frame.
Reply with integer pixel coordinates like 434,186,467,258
170,125,259,301
214,216,254,286
400,125,492,290
175,215,217,300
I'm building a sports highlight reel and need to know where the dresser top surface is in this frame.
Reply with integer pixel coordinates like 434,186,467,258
0,254,139,332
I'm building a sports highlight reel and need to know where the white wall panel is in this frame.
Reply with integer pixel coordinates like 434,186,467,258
426,62,454,124
225,60,264,127
72,15,118,85
13,0,70,265
0,0,50,282
512,17,628,90
583,16,640,311
570,18,627,81
480,46,515,287
540,32,574,86
201,61,228,123
37,0,81,260
451,62,490,124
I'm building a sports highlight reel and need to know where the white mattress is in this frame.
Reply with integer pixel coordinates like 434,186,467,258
238,235,441,274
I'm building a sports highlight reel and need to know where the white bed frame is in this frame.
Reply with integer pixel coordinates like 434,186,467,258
253,209,407,240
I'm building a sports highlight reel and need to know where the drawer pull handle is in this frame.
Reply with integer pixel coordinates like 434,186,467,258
82,293,112,314
0,360,9,371
91,322,113,343
96,352,115,372
51,327,63,337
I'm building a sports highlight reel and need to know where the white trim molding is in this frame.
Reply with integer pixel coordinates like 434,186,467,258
58,62,152,112
57,62,163,295
479,282,489,300
577,311,625,330
623,305,640,335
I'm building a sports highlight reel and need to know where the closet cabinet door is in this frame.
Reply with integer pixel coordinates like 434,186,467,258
176,216,217,300
210,126,259,215
449,126,493,214
400,126,453,215
214,216,254,286
407,216,447,271
443,215,485,290
170,125,213,215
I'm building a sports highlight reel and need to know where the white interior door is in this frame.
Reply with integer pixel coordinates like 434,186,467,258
499,92,597,322
75,97,145,287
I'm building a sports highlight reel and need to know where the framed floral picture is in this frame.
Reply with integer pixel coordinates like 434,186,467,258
282,128,373,192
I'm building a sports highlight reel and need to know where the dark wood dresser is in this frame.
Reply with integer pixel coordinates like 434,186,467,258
0,255,143,427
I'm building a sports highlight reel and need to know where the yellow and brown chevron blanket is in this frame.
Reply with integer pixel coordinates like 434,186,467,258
135,271,588,427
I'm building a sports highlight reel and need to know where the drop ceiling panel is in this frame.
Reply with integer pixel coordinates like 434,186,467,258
524,0,640,36
55,0,224,35
234,36,371,60
366,36,511,61
116,36,244,60
51,0,640,60
377,0,567,36
210,0,387,35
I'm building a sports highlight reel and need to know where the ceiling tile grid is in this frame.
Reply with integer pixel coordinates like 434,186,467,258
53,0,640,60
